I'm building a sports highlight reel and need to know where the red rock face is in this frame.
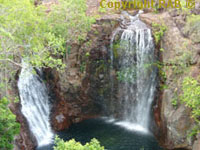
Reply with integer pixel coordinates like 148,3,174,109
51,100,81,131
42,15,120,132
9,103,37,150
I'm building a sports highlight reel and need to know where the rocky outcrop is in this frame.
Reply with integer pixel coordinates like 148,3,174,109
141,10,200,149
9,103,37,150
43,15,120,131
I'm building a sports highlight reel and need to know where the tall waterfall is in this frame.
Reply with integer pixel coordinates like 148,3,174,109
18,62,54,147
109,12,157,132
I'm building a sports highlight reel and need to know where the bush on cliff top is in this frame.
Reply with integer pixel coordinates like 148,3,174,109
0,0,95,148
54,136,104,150
0,0,95,69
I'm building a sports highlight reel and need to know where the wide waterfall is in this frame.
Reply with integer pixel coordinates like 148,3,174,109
109,12,157,132
18,62,54,147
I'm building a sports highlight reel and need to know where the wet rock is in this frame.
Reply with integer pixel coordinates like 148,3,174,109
9,103,37,150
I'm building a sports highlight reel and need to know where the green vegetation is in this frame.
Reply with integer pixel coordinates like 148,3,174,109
0,97,20,150
54,136,104,150
179,0,191,14
155,61,167,90
171,90,179,108
0,0,95,72
171,51,191,75
184,14,200,43
152,23,167,44
171,98,178,107
0,0,95,148
98,6,107,13
181,77,200,122
181,77,200,136
188,125,200,138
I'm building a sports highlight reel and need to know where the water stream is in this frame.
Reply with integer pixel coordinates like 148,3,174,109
18,62,54,147
109,11,157,131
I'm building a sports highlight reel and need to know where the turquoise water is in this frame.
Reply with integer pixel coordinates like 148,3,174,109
38,118,162,150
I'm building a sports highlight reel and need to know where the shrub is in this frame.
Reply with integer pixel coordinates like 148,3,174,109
181,77,200,122
0,0,95,69
152,23,167,44
0,97,20,150
54,136,104,150
181,77,200,136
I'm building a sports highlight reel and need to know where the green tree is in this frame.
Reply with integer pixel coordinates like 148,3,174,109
0,97,20,150
0,0,95,68
54,136,104,150
0,0,95,96
0,0,95,148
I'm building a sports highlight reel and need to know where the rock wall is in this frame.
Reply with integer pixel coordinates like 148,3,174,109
43,15,120,131
141,9,200,149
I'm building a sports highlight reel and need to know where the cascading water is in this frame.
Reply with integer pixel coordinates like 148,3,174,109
18,62,54,147
109,11,157,132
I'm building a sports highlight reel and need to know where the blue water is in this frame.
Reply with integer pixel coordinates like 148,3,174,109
38,118,163,150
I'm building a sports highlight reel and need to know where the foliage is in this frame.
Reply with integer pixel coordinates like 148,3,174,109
47,0,95,43
171,90,179,108
0,97,20,150
98,6,107,13
152,23,167,44
0,0,95,96
188,125,200,138
112,42,120,59
184,14,200,43
171,51,191,75
80,62,86,73
171,98,178,107
0,0,95,68
54,136,104,150
181,77,200,122
179,0,191,14
160,48,165,52
181,76,200,137
154,61,167,90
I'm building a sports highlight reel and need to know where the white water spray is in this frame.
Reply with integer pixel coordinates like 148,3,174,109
109,12,157,132
18,62,54,147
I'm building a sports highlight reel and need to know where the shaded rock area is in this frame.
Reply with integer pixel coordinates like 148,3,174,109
10,103,37,150
141,10,200,149
43,15,120,131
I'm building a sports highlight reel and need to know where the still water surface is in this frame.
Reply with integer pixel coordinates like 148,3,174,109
38,118,163,150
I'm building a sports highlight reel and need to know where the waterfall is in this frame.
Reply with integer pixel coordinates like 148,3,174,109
18,62,54,147
109,12,157,132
